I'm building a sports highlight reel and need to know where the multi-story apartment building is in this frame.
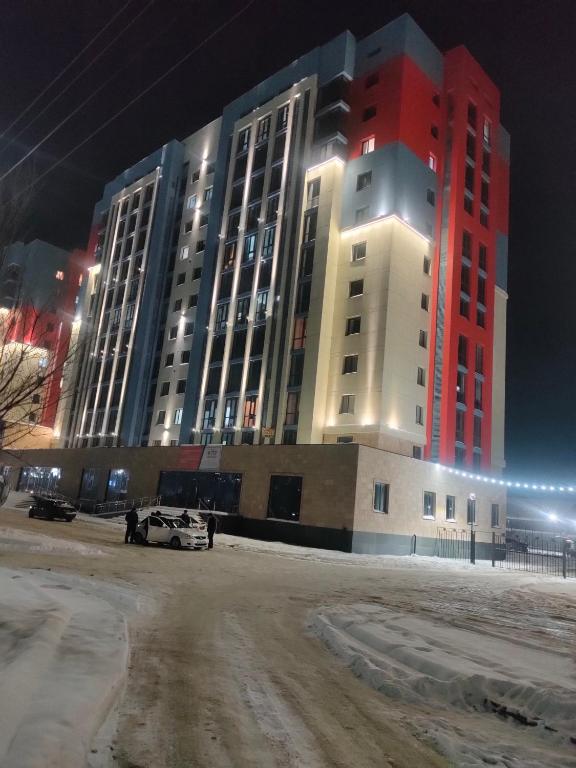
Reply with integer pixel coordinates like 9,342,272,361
63,14,509,471
0,239,84,448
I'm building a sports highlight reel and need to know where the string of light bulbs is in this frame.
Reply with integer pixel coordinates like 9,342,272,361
435,463,575,493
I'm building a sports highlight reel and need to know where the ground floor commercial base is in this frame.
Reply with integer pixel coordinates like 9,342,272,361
1,443,506,557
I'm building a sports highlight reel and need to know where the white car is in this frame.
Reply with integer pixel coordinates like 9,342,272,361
134,514,208,550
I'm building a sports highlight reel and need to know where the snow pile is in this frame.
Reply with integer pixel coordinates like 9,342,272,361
312,604,576,767
0,568,138,768
0,527,107,557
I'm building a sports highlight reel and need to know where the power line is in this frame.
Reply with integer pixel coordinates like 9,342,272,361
0,0,172,184
0,0,156,165
0,0,137,145
17,0,257,197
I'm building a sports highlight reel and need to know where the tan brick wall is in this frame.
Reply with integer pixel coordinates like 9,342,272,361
354,444,506,543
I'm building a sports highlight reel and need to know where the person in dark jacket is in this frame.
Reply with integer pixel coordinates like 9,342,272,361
207,513,217,549
125,507,139,544
180,510,191,527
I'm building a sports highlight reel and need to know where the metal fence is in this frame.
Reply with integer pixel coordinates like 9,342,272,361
434,527,576,578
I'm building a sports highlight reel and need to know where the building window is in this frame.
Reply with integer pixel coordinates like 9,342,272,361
339,394,355,414
174,408,183,425
176,379,186,395
160,382,170,396
262,226,275,258
285,392,300,426
337,435,353,444
467,102,477,128
361,137,375,155
455,445,466,466
477,307,486,328
365,72,379,88
156,410,166,425
482,150,491,176
202,399,217,429
180,246,189,261
181,350,190,364
193,267,202,281
196,240,205,253
303,210,317,242
362,105,377,121
165,353,174,367
423,491,436,519
473,414,482,448
356,171,372,191
276,104,289,131
238,126,251,153
235,296,250,327
467,498,476,525
307,177,321,202
215,302,229,331
464,195,473,216
351,242,366,262
419,330,427,348
423,256,431,275
415,405,424,425
446,495,456,521
455,409,465,442
355,206,370,224
345,316,361,336
177,272,185,285
491,503,500,527
204,186,213,202
428,152,437,172
475,345,484,374
257,115,271,142
460,296,470,318
479,243,487,271
417,366,425,386
55,270,64,281
483,118,491,146
349,279,364,297
430,124,439,139
457,370,466,404
342,355,358,375
292,317,307,349
221,431,234,445
426,188,435,206
461,263,471,295
186,194,197,209
174,299,182,313
243,395,257,428
268,475,302,521
412,446,422,459
169,326,178,340
223,397,238,428
458,335,468,367
282,429,297,444
373,482,389,514
201,432,213,445
421,293,429,311
255,290,268,322
480,210,489,228
184,322,194,336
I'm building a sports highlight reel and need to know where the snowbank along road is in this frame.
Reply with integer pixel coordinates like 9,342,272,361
0,508,574,768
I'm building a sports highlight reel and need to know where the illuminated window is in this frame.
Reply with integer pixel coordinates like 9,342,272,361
483,118,491,146
428,152,437,172
351,242,366,262
243,395,258,427
186,194,197,209
423,491,436,518
361,137,375,155
292,317,307,349
55,270,64,281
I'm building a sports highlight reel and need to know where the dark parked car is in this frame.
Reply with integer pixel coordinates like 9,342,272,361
28,495,77,522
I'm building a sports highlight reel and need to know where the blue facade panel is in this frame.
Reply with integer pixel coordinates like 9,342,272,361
354,14,443,85
340,142,437,240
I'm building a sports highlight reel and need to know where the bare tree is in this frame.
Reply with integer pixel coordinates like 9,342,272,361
0,301,79,449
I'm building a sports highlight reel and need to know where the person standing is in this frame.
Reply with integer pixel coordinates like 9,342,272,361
207,513,217,549
180,509,191,527
124,506,139,544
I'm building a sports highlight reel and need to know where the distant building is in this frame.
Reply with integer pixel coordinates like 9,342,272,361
0,239,84,447
63,14,509,472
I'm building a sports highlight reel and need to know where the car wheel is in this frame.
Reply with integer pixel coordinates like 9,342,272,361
28,509,34,518
133,532,145,545
169,536,181,549
65,517,73,522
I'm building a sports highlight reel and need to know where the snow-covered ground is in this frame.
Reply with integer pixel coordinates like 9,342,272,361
0,526,108,557
0,567,141,768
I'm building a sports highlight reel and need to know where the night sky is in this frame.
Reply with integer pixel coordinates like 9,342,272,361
1,0,574,479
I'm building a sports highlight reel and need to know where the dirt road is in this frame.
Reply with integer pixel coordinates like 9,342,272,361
1,509,574,768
